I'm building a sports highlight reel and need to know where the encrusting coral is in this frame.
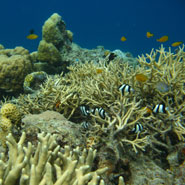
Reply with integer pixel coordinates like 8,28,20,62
23,71,47,93
0,132,126,185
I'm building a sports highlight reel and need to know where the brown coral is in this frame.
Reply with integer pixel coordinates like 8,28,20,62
0,46,33,93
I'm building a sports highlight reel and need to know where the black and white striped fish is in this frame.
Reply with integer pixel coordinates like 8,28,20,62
132,123,143,133
81,121,90,129
153,103,169,114
119,84,134,95
92,107,107,119
80,105,91,116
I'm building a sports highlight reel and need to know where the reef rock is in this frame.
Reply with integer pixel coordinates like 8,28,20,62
22,110,85,148
129,155,173,184
0,46,33,94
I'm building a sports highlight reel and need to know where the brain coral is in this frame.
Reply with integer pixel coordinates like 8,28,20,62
0,46,33,93
0,116,12,131
0,103,21,125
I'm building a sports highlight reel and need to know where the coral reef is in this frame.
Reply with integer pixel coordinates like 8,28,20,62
0,132,124,185
4,45,183,184
129,154,173,184
42,13,71,49
0,12,184,184
0,44,4,50
35,13,136,74
0,46,33,94
37,13,72,73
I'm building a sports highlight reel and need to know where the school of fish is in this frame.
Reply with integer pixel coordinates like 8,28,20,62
79,72,170,134
121,31,183,47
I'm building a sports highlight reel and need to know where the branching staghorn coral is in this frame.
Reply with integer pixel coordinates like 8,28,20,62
14,58,134,118
5,45,185,157
88,96,150,155
135,45,185,142
0,132,111,185
136,45,185,105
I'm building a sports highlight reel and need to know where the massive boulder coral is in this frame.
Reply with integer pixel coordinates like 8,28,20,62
42,13,72,49
36,13,136,74
38,40,62,65
21,110,85,148
0,46,33,94
0,103,21,125
37,13,72,69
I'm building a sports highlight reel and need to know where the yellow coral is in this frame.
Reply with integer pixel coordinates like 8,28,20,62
0,116,12,131
66,30,73,41
23,73,34,87
0,103,21,125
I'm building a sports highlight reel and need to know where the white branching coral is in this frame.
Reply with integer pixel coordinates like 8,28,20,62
0,132,109,185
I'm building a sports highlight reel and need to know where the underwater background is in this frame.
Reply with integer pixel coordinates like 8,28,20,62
0,0,185,57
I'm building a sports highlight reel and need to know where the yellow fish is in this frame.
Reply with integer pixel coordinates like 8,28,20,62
121,36,127,42
26,29,38,40
171,41,183,47
156,35,168,43
146,32,154,38
96,68,103,74
135,74,148,82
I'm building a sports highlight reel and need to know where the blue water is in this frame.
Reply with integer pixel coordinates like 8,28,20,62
0,0,185,57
